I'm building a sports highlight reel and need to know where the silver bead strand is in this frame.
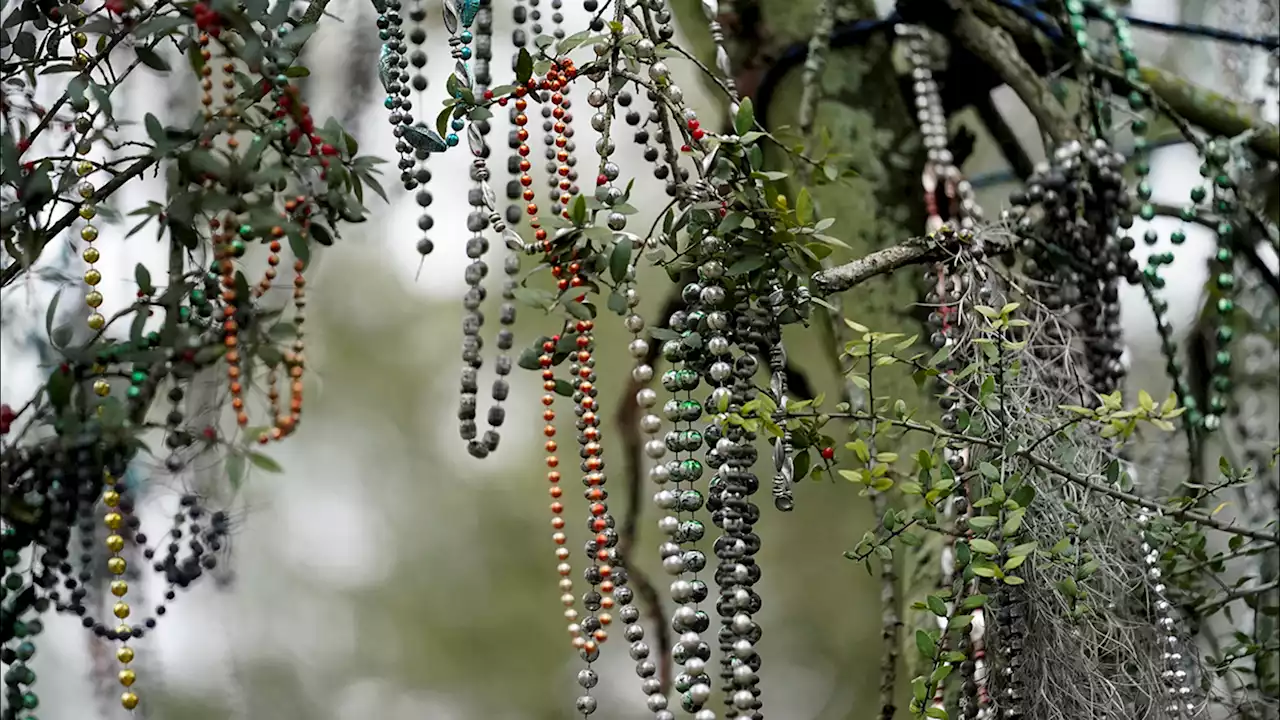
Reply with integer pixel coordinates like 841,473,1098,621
1136,512,1198,718
457,0,513,460
698,0,739,115
659,291,714,719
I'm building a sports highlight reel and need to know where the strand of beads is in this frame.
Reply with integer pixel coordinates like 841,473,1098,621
407,0,438,259
102,469,140,711
1135,511,1197,717
542,69,579,218
457,0,515,459
903,27,989,715
1200,139,1239,433
655,293,713,719
377,0,414,189
697,289,751,719
504,0,529,229
763,299,794,512
571,310,614,717
539,335,581,648
720,301,767,720
696,263,763,719
698,0,739,113
617,270,667,708
69,0,140,702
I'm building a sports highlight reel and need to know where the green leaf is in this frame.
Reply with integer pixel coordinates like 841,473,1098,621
926,595,947,617
44,288,63,342
247,451,283,473
13,31,35,60
967,516,997,530
734,97,755,135
970,539,999,555
135,46,171,72
609,237,632,283
46,366,74,411
915,629,937,659
134,263,154,295
961,594,988,609
227,452,247,490
795,187,813,224
516,47,534,84
554,379,574,397
1003,508,1025,536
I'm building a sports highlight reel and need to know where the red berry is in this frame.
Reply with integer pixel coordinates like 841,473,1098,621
483,89,494,100
320,143,337,156
687,119,699,130
202,426,217,440
820,447,834,461
0,403,16,435
691,129,705,141
596,174,608,186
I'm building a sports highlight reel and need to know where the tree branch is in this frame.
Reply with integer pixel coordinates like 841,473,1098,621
815,411,1280,544
811,228,1000,296
945,8,1081,146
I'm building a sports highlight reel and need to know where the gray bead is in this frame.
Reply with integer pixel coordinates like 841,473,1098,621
575,695,597,714
647,693,669,712
674,605,697,627
636,659,657,677
683,551,707,573
630,641,651,660
577,669,599,689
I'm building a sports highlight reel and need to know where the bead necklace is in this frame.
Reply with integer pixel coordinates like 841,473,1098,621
902,25,991,719
1135,511,1198,717
457,0,518,459
655,292,715,718
407,0,439,260
67,0,140,703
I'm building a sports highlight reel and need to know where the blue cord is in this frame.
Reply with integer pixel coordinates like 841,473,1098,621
994,0,1280,50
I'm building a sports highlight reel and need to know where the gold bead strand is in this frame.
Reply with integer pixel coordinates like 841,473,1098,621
103,472,140,711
